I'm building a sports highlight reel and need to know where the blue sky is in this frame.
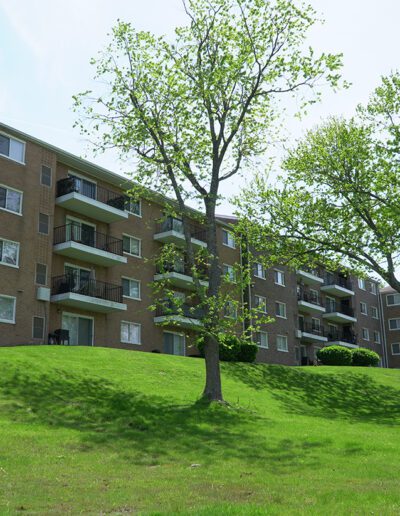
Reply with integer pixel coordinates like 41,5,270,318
1,0,399,211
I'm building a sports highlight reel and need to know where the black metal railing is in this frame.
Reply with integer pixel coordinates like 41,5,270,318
326,329,357,344
155,216,208,243
299,321,326,337
51,274,123,303
56,177,129,211
297,266,322,278
156,259,208,279
325,303,355,317
156,302,205,319
53,224,124,256
324,273,353,290
297,289,324,306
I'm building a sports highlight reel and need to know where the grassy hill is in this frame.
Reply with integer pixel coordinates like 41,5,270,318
0,347,399,515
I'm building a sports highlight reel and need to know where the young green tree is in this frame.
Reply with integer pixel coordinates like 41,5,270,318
237,72,400,291
73,0,343,402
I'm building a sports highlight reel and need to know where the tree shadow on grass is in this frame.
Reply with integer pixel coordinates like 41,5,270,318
223,363,400,426
0,363,327,471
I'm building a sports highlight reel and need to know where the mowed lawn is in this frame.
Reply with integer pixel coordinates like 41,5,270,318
0,347,400,515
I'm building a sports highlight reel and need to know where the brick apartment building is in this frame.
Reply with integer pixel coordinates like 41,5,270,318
0,122,390,366
380,286,400,368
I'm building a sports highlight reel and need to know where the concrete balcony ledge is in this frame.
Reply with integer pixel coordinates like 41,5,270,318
53,241,127,267
297,300,326,314
154,271,209,291
51,292,127,313
326,340,358,349
321,284,355,297
56,191,128,223
153,230,207,250
154,314,203,331
322,311,357,323
296,269,324,286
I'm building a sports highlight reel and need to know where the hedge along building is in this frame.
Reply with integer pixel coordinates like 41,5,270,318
0,121,389,366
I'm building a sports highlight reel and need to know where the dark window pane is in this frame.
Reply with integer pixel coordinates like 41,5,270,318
0,134,10,157
38,213,49,235
41,165,52,186
0,187,6,208
36,263,47,285
33,317,44,339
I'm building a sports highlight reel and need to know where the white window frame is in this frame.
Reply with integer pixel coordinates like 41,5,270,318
274,269,285,286
360,301,367,315
120,321,141,345
61,311,94,347
370,306,378,319
35,263,48,286
0,131,26,164
391,343,400,355
222,229,235,249
369,282,377,295
276,334,288,352
389,318,400,330
358,278,366,290
386,294,400,306
224,301,237,319
125,198,142,217
256,331,269,349
123,234,142,258
122,277,141,300
38,212,49,235
361,327,369,341
373,331,381,344
0,237,20,268
276,301,287,319
254,295,267,313
40,165,52,187
0,184,23,216
164,330,186,356
222,263,236,282
0,294,16,324
311,317,321,330
32,316,45,339
254,262,266,279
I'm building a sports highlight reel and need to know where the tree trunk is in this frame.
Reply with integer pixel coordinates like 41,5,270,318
202,335,223,401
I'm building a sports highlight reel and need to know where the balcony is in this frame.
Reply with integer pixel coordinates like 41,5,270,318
321,274,354,297
154,303,204,331
55,177,129,223
154,217,208,250
53,224,127,267
154,261,209,291
322,304,357,323
51,275,127,313
296,268,324,286
296,322,328,343
326,329,358,349
297,289,326,314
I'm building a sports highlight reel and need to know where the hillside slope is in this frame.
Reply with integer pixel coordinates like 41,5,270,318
0,346,399,515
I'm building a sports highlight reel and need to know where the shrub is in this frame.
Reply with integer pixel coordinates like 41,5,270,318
351,347,380,367
196,335,257,362
317,345,352,366
237,342,258,363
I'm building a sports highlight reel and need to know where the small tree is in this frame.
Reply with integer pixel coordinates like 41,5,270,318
74,0,344,401
237,73,400,292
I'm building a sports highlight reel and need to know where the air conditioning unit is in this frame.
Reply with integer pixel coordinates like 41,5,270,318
37,287,50,301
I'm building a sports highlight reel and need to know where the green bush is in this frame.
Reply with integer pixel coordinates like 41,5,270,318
237,342,258,363
317,345,352,366
351,347,380,367
196,335,257,363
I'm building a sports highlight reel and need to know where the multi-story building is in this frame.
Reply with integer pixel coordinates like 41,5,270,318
0,122,389,366
380,286,400,368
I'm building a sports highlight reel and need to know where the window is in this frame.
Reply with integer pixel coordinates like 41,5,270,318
311,318,321,331
35,263,47,285
368,282,377,295
126,198,141,217
276,301,286,318
68,173,96,199
224,301,237,319
360,302,367,315
32,316,45,339
41,165,52,187
38,213,49,235
0,185,22,214
256,331,268,349
326,296,336,312
164,331,185,355
370,306,378,319
358,278,366,290
122,278,140,299
362,328,369,341
0,295,16,323
392,343,400,355
389,318,400,330
254,295,267,313
222,264,235,282
274,269,285,286
386,294,400,306
277,335,288,352
123,235,141,257
0,238,19,267
253,262,266,279
121,321,141,345
0,133,25,163
222,229,235,248
373,331,381,344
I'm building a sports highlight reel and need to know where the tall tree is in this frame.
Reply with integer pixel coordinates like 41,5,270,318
73,0,343,402
237,72,400,291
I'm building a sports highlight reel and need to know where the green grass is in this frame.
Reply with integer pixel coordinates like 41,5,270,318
0,347,400,515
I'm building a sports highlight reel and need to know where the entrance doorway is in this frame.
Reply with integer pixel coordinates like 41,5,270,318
62,313,93,346
163,331,185,356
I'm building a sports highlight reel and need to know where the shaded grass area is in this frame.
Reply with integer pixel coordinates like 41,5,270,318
0,346,399,515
